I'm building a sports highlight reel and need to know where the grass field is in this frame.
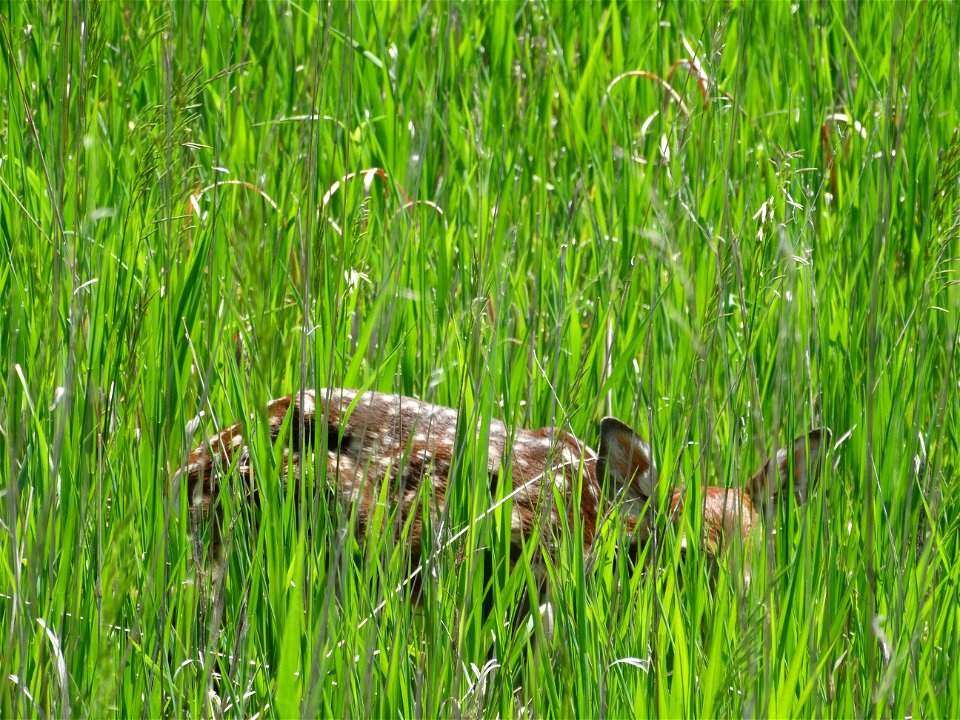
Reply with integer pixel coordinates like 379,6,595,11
2,1,959,717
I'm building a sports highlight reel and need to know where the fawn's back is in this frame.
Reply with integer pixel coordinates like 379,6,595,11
184,389,616,572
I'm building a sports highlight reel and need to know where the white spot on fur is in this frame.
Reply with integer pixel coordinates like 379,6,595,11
299,390,315,415
559,445,581,467
510,508,525,534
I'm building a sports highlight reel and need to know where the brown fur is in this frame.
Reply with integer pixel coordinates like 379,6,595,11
177,389,826,586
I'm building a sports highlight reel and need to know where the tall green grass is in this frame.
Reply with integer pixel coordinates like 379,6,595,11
1,1,957,716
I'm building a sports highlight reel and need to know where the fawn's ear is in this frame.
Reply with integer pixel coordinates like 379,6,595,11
597,417,657,500
747,428,829,506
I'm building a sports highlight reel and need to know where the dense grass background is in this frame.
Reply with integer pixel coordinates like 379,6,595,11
2,1,958,716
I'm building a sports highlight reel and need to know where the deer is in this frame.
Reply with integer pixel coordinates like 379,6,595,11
178,388,827,600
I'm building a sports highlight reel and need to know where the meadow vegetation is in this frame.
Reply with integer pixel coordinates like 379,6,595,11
1,1,958,716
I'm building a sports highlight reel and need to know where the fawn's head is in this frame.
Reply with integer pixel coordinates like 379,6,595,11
594,420,828,579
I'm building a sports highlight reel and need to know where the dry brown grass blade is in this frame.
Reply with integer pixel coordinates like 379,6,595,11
605,70,691,117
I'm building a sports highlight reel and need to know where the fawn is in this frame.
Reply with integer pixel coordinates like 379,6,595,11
179,388,827,590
